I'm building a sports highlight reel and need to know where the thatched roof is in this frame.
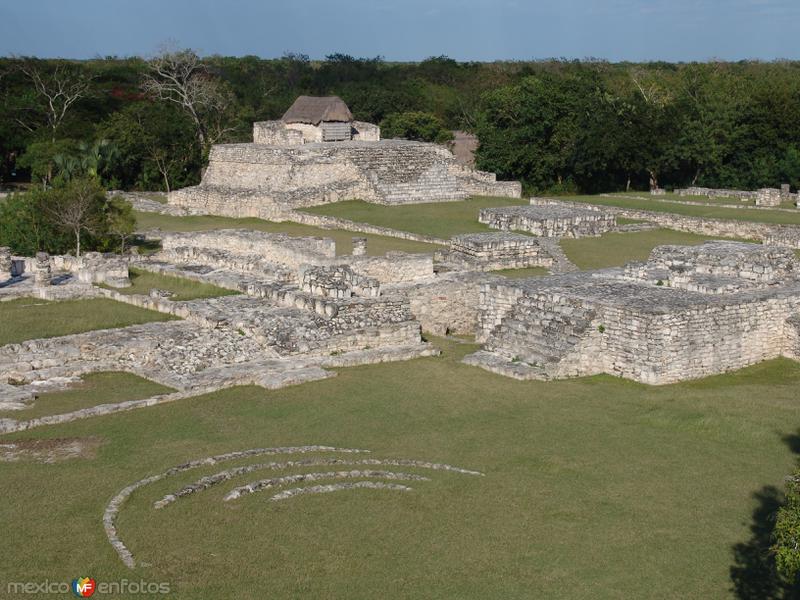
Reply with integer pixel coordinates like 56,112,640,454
282,96,353,125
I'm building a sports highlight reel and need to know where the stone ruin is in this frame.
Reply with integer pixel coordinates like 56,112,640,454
677,185,798,206
465,241,800,384
478,204,616,238
437,232,554,271
168,96,521,219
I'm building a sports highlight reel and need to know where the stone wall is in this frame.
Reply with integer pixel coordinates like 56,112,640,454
479,205,616,237
469,243,800,384
346,252,434,284
439,233,553,271
159,229,336,269
531,197,800,248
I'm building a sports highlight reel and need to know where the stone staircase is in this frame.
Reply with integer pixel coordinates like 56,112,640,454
468,294,596,379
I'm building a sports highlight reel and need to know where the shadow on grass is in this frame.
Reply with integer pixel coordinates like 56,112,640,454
730,432,800,599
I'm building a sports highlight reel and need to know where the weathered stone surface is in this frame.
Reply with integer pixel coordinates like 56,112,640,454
479,205,616,238
169,133,521,219
468,241,800,384
439,232,553,271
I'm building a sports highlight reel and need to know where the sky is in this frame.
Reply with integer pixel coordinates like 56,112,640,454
0,0,798,62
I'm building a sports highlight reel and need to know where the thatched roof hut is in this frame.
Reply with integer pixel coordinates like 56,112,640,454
282,96,353,125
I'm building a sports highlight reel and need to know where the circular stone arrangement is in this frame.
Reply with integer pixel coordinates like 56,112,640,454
104,445,484,568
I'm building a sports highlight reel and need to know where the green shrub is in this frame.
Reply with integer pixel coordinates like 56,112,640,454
380,111,454,144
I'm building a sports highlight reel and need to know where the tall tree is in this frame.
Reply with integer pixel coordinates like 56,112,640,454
141,48,234,153
16,59,93,141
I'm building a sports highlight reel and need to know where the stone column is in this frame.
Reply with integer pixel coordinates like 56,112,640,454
34,252,52,287
352,237,367,257
0,247,11,281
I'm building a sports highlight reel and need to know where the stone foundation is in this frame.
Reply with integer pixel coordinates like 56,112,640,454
479,205,616,238
468,241,800,384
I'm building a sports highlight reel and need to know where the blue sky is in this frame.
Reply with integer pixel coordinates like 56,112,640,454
1,0,797,61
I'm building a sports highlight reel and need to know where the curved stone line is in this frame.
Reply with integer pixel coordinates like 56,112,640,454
156,457,482,508
221,470,429,502
271,481,414,501
222,458,484,502
104,445,368,568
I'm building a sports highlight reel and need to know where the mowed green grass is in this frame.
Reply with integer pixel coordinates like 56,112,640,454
0,372,174,420
1,338,799,598
0,298,176,346
561,194,800,225
492,266,550,279
103,268,238,301
561,228,741,270
135,211,441,256
301,196,530,238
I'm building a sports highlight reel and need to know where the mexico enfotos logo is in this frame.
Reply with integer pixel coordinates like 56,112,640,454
5,577,171,596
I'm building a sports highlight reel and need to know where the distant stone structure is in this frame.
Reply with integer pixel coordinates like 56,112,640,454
676,185,797,206
438,233,554,271
253,96,380,145
479,205,616,238
755,187,782,207
466,241,800,384
169,96,521,218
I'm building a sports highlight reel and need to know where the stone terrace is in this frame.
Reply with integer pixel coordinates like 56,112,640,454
466,242,800,384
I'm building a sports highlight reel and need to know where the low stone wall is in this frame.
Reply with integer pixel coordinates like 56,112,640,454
480,205,616,238
532,198,800,248
346,252,434,284
159,229,336,268
287,210,448,245
392,271,504,335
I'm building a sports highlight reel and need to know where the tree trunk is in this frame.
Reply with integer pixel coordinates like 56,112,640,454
161,167,171,193
648,169,658,191
75,230,81,257
626,174,631,192
691,168,701,186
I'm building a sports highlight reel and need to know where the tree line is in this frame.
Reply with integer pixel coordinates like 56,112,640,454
1,51,800,196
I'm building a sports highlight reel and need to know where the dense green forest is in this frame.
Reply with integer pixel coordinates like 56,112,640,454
1,52,800,194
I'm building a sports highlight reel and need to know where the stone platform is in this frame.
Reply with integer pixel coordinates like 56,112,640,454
478,205,616,237
169,139,521,219
467,242,800,384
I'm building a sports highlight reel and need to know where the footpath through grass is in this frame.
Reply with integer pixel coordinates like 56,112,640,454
301,196,529,238
1,337,799,598
0,297,176,346
0,372,174,420
135,211,441,256
103,268,238,301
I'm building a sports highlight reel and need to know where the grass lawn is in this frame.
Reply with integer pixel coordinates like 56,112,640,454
301,196,530,238
0,298,176,346
0,372,174,421
561,194,800,225
491,266,550,278
102,268,238,301
1,337,798,598
135,211,441,256
561,228,744,270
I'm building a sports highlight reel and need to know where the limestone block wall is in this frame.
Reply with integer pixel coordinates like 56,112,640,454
394,272,501,336
477,278,800,384
352,121,380,141
346,252,434,284
160,230,335,269
530,198,800,248
756,188,782,207
252,121,304,146
594,297,798,384
480,205,616,237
